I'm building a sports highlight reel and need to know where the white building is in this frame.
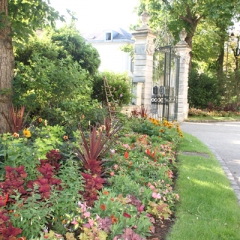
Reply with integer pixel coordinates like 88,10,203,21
84,28,134,75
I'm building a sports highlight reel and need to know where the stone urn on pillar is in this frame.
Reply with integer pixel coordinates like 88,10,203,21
140,11,150,28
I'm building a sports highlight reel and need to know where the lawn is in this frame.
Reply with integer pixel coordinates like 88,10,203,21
167,132,240,240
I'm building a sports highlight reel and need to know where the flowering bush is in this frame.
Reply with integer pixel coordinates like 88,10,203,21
0,116,182,239
188,107,240,118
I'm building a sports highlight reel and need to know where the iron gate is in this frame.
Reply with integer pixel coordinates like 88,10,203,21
150,45,180,121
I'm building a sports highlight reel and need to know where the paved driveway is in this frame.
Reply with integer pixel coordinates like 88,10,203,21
180,122,240,203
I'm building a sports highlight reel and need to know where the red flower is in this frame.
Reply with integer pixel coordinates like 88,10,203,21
0,193,9,207
100,204,106,210
123,212,131,218
111,215,118,224
146,149,151,155
124,151,129,159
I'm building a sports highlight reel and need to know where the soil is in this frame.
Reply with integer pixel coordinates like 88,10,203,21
147,218,175,240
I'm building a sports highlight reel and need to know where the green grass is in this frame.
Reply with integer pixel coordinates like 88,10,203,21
167,132,240,240
186,115,240,122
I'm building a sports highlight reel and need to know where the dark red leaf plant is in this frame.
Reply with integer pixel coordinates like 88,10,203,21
75,118,121,206
1,105,29,133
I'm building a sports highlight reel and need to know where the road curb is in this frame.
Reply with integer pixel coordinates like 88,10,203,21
206,143,240,205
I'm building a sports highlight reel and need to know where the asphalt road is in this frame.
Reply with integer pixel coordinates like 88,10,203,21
180,121,240,204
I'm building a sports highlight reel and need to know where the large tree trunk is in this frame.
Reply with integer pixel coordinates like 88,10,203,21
179,5,201,72
0,0,14,133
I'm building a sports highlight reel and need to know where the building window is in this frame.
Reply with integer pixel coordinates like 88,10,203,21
105,32,112,41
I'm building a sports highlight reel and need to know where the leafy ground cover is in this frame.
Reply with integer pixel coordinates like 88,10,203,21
0,113,183,239
166,133,240,240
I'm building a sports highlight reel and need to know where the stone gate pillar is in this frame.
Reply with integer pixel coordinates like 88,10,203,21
132,11,156,108
175,29,191,122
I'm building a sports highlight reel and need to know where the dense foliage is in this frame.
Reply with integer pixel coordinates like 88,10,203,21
13,26,101,128
188,69,220,109
92,71,132,106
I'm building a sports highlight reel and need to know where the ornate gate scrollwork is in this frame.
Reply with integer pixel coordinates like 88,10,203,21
150,45,180,121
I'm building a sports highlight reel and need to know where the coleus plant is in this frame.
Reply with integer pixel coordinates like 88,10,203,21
0,210,23,239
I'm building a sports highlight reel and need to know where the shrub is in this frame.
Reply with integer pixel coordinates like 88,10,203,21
92,71,132,107
13,25,101,128
188,69,220,109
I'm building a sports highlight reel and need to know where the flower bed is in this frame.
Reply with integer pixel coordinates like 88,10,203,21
0,115,182,239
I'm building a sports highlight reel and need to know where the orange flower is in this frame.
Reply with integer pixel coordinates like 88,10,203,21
38,118,43,123
100,204,106,210
103,190,109,195
110,171,115,176
13,132,19,138
110,198,115,202
111,215,118,224
146,149,151,155
63,135,68,141
124,151,129,159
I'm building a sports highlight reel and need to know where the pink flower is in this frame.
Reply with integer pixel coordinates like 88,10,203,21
149,185,155,190
123,144,131,149
88,219,94,227
152,192,161,199
84,212,91,218
71,218,78,225
137,204,145,213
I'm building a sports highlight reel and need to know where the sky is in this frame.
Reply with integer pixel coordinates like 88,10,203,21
49,0,140,34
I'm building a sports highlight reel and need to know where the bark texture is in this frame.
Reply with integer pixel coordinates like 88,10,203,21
0,0,14,133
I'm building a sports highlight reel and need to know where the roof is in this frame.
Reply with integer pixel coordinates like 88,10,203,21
83,27,134,43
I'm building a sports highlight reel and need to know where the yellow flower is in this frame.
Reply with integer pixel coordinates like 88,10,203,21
38,118,42,123
23,128,31,138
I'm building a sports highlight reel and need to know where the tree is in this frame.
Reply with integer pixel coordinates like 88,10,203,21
50,25,100,75
0,0,62,133
138,0,240,71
